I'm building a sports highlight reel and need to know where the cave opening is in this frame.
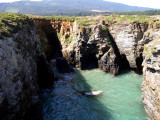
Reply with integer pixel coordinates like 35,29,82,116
82,53,98,70
45,31,62,61
121,54,131,70
135,53,143,74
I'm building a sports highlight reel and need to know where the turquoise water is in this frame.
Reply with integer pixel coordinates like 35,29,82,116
41,69,148,120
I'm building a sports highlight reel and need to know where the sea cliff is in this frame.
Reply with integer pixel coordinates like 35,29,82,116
1,13,160,120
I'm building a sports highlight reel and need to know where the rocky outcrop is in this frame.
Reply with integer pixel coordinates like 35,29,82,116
0,20,44,120
142,39,160,120
98,48,121,75
109,22,148,73
34,18,152,75
49,18,137,75
54,19,124,75
54,19,151,75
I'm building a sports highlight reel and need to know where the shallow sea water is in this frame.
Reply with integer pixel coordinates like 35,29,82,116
41,69,148,120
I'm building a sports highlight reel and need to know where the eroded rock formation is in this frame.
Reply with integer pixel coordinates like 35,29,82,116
52,19,123,75
1,14,160,120
53,19,149,75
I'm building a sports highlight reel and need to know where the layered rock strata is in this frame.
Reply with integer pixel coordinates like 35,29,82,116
142,39,160,120
109,23,148,73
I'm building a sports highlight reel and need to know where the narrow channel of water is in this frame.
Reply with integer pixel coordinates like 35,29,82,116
41,69,148,120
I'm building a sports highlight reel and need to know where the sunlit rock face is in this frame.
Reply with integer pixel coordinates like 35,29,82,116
142,38,160,120
52,18,158,76
109,23,148,73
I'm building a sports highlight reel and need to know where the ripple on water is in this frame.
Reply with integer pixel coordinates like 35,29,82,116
41,69,148,120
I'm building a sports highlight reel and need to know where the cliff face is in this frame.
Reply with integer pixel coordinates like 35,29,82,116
109,23,160,74
52,18,155,75
1,14,160,120
109,23,148,73
142,38,160,120
52,17,160,76
0,15,69,120
0,22,43,120
51,18,160,120
54,19,122,75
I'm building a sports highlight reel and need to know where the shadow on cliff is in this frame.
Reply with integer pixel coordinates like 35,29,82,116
45,31,63,61
41,68,115,120
35,19,64,89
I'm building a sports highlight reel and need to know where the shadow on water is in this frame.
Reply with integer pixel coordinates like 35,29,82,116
118,70,132,76
41,68,114,120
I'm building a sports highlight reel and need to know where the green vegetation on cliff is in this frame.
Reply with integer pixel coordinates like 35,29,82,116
101,25,108,31
0,13,32,38
144,39,160,58
76,17,98,28
31,14,160,29
105,15,160,25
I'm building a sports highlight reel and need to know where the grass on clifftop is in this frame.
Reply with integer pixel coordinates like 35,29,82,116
105,15,160,25
28,14,77,21
30,14,160,28
0,12,32,38
76,17,98,28
49,16,98,28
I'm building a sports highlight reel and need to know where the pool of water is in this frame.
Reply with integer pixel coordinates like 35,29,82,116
41,69,148,120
